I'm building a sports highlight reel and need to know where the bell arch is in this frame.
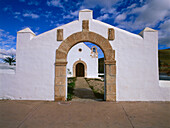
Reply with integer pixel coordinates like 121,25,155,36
55,31,116,101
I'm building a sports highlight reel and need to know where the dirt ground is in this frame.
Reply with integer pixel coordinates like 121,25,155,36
85,78,104,99
0,100,170,128
86,79,104,93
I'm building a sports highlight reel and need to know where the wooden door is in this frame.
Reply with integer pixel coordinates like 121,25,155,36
76,63,84,77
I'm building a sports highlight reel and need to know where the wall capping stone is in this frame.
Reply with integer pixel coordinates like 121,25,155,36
108,28,115,40
57,29,63,41
82,20,89,31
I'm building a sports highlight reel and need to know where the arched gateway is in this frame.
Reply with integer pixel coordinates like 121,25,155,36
55,31,116,101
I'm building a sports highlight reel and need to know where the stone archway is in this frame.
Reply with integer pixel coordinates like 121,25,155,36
73,60,87,77
55,31,116,101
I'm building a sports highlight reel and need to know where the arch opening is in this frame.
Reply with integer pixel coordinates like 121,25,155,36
55,31,116,101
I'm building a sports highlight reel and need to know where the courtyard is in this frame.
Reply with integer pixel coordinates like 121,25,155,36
0,100,169,128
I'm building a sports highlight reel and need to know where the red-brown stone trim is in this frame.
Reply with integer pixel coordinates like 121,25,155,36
57,29,63,41
105,60,116,65
108,28,115,40
55,61,67,66
82,20,89,31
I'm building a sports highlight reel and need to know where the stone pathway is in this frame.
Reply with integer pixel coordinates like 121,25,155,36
72,77,96,101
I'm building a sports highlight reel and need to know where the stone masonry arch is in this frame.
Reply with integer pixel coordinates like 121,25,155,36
55,31,116,101
73,60,87,77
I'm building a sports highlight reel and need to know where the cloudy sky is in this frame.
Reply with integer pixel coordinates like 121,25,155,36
0,0,170,59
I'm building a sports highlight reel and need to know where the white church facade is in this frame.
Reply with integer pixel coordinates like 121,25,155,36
67,43,98,78
0,9,170,101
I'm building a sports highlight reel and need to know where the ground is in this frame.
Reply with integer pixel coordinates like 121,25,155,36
0,100,170,128
85,78,104,99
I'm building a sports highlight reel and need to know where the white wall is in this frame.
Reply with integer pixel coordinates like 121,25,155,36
0,9,169,101
67,43,98,78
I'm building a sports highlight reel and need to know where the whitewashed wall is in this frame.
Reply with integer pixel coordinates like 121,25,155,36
0,9,169,101
67,43,98,78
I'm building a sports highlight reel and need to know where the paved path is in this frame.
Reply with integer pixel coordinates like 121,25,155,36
0,100,170,128
73,77,96,101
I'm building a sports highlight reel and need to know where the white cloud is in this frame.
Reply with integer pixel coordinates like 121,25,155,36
55,23,64,27
83,0,119,8
127,3,137,9
23,13,40,19
14,12,21,15
115,0,170,31
158,19,170,47
47,0,64,8
96,14,109,21
70,10,79,16
0,48,16,56
63,14,74,19
115,13,126,21
62,10,79,20
0,29,16,47
129,0,170,26
14,15,24,22
100,8,116,14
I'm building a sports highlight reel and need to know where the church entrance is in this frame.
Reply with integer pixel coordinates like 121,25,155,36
76,63,84,77
55,31,116,101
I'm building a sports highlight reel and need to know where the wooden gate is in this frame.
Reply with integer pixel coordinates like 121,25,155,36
76,63,84,77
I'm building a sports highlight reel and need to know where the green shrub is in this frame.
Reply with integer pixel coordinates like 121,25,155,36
67,77,76,101
67,93,73,101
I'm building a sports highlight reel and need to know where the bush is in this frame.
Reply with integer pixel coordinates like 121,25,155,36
67,77,76,101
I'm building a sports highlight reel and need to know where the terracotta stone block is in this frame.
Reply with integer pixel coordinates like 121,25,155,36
106,84,116,94
88,32,97,43
55,97,65,101
55,66,66,77
81,31,89,41
82,20,89,31
106,75,116,84
110,65,116,75
73,32,83,43
95,35,109,50
66,35,76,47
105,60,116,65
105,49,115,60
106,94,116,101
56,50,67,60
108,28,115,40
55,77,66,86
57,29,63,41
55,85,65,97
105,64,116,76
59,41,71,54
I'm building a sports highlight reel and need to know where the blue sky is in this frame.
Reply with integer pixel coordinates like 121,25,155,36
0,0,170,59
